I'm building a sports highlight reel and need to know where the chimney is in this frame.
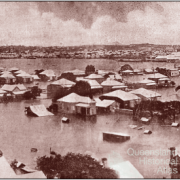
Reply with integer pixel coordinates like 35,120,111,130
102,158,107,168
50,151,57,159
170,147,176,160
0,150,3,157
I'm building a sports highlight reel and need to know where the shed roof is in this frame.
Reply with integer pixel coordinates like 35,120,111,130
79,79,102,89
101,79,123,86
15,171,46,178
51,78,75,87
111,161,143,178
95,99,115,108
85,74,103,79
30,105,54,117
130,88,161,98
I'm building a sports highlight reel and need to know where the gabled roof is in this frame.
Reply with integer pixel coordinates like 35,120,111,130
57,93,94,104
17,84,27,91
95,98,115,108
130,88,161,98
1,85,19,92
111,161,143,178
1,84,26,92
101,90,140,101
85,74,103,79
14,171,46,178
39,70,55,77
0,73,15,78
32,75,40,80
114,74,122,80
0,71,11,74
0,156,16,178
51,78,75,87
101,79,123,86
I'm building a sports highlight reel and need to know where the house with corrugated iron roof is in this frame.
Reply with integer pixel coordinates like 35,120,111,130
55,93,96,116
101,79,125,93
0,72,16,84
39,69,56,81
84,74,104,84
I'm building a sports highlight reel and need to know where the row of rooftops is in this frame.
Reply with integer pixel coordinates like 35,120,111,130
56,87,163,105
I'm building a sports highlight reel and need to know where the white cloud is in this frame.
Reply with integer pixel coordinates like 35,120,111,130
1,2,180,46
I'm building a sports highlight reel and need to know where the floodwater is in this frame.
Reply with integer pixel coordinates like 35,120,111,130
1,58,180,178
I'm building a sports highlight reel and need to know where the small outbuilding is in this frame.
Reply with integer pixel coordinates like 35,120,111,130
61,117,70,123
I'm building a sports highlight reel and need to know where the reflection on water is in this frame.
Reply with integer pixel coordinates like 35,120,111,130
0,58,180,178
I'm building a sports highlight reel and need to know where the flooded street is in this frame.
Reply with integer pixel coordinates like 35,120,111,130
1,58,180,178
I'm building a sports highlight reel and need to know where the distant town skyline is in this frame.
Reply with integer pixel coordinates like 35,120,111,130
1,2,180,46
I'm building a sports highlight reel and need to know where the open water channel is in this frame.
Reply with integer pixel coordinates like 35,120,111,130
0,58,180,178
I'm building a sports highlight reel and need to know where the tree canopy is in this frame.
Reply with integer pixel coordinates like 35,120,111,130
58,72,76,82
36,152,118,179
72,80,92,98
52,88,72,102
85,65,95,75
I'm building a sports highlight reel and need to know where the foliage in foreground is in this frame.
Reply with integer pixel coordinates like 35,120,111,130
36,152,118,179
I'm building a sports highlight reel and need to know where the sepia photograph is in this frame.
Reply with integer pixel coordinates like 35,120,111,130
0,1,180,179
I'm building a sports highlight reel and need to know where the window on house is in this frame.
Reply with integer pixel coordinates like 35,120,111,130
87,108,90,115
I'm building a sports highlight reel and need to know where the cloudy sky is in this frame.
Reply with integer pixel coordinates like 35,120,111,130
1,2,180,46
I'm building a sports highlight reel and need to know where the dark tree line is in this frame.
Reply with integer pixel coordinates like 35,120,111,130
36,152,118,179
53,80,92,102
